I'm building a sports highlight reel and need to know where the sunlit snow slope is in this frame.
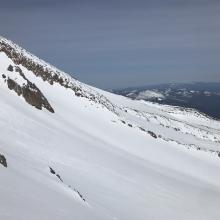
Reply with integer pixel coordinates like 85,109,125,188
1,37,220,220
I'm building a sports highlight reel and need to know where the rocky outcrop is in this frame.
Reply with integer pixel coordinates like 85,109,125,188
0,40,69,86
5,65,54,113
0,37,117,114
0,154,7,168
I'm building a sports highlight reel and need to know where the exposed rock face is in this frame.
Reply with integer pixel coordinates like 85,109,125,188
0,37,117,114
0,154,7,168
0,40,68,86
5,66,54,113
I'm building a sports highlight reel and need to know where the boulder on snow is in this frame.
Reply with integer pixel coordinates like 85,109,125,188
139,127,146,132
148,130,157,139
0,154,7,168
7,64,13,72
49,167,56,174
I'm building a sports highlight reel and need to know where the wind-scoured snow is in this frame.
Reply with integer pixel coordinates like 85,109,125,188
1,37,220,220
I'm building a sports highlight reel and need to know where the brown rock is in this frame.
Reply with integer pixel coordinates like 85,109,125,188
7,65,13,72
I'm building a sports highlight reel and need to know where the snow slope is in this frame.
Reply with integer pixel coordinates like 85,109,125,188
1,37,220,220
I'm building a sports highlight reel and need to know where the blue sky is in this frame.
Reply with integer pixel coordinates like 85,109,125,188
0,0,219,89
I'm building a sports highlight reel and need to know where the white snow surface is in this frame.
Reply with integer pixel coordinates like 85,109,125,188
136,90,165,100
1,38,220,220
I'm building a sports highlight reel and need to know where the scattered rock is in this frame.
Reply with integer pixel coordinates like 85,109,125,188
128,123,132,127
75,91,83,97
0,154,7,168
139,127,146,132
49,166,56,174
15,66,23,74
148,130,157,139
56,174,63,182
74,189,86,202
2,74,6,79
49,166,86,201
7,64,13,72
49,166,63,182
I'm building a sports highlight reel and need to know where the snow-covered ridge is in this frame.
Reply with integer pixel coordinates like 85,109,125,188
0,36,116,113
0,36,72,80
1,37,220,220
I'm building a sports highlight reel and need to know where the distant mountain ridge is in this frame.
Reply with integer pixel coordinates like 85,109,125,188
114,82,220,119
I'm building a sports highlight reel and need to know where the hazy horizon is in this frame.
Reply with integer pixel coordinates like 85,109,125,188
1,0,219,89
